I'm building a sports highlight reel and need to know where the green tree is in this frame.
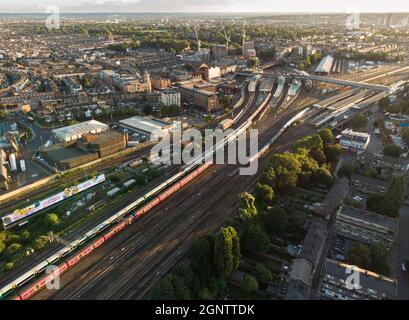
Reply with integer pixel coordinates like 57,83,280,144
241,274,259,293
309,148,327,166
338,162,357,178
238,192,258,219
143,104,153,115
6,243,22,256
366,193,385,212
198,287,214,300
45,213,61,226
262,153,301,193
241,221,272,253
188,236,215,282
214,227,240,278
379,176,406,217
324,144,342,163
33,235,50,250
351,114,368,130
383,144,403,158
313,167,335,188
5,262,14,270
151,276,175,299
0,110,8,120
0,240,5,254
370,242,390,276
251,263,272,283
347,242,372,269
255,183,274,206
293,134,323,153
317,128,334,144
261,206,288,236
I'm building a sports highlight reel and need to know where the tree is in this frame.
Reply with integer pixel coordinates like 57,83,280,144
293,134,323,153
317,128,334,144
214,227,240,278
0,110,8,120
198,287,214,300
188,236,215,282
255,183,274,206
241,274,259,293
338,163,357,178
261,206,288,236
378,176,406,217
313,168,334,188
347,242,372,269
45,213,61,226
252,263,272,283
351,114,368,130
0,240,5,254
366,194,385,213
151,276,175,299
170,275,191,300
5,262,14,270
370,242,390,276
241,221,272,253
238,192,257,219
262,153,301,193
6,243,22,256
309,148,327,166
383,144,403,158
324,144,342,164
34,235,50,250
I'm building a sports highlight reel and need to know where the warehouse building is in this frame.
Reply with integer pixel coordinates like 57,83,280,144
52,120,109,143
335,206,397,250
44,130,127,170
315,55,334,75
120,116,174,140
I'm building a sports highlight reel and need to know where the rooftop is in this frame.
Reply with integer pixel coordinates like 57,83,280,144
52,120,108,141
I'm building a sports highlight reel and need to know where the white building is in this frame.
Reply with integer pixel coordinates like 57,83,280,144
208,66,221,79
340,129,370,151
52,120,109,142
315,55,334,75
160,88,181,107
119,116,175,140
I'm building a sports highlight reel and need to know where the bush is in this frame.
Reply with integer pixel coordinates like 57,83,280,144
34,236,50,250
241,274,259,293
251,263,273,283
5,262,14,270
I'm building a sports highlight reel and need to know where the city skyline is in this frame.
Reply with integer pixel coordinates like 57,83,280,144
1,0,409,13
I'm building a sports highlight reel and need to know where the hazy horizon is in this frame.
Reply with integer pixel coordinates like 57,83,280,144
1,0,409,14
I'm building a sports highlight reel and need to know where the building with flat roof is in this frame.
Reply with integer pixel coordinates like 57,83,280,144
319,259,397,300
286,219,328,300
340,129,370,151
52,120,109,143
176,82,219,113
315,55,334,75
335,206,397,250
119,116,174,140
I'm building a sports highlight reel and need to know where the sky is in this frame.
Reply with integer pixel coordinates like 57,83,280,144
1,0,409,13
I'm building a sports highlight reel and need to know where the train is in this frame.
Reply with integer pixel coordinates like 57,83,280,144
1,161,213,301
0,78,271,301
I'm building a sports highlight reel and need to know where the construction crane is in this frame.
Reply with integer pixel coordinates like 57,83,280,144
194,24,201,52
221,22,230,54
